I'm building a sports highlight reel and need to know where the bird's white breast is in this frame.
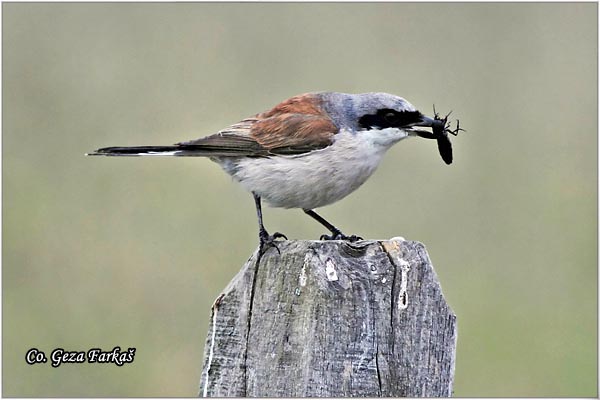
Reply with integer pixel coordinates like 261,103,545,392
215,128,409,209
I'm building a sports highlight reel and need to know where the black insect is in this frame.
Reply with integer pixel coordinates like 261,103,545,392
416,106,464,165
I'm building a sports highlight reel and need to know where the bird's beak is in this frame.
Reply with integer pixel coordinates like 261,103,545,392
407,115,438,139
417,115,436,126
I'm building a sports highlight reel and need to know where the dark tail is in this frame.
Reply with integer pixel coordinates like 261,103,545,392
87,134,271,157
86,146,185,156
86,145,250,157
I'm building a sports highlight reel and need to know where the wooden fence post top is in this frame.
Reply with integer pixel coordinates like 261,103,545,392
200,238,457,397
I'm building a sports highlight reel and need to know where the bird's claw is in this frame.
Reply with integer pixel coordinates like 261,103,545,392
271,232,288,240
320,232,363,242
259,230,287,256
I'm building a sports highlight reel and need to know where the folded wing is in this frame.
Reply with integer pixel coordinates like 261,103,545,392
89,93,339,157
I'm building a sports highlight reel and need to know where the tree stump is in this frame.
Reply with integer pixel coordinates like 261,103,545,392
199,238,457,397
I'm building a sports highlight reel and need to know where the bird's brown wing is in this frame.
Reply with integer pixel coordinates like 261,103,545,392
177,94,338,156
252,113,338,155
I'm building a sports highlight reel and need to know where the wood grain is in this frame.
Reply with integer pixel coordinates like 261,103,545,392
199,239,457,397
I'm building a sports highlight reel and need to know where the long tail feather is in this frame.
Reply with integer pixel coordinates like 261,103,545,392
86,146,184,156
86,144,264,157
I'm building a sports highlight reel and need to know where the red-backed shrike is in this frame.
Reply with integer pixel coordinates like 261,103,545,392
88,92,461,252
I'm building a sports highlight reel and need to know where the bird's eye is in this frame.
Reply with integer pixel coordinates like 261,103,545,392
384,112,398,123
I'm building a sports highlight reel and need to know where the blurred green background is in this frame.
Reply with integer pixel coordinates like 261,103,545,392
3,3,597,397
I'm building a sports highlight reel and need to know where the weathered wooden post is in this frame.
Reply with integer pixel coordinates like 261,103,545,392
199,238,457,397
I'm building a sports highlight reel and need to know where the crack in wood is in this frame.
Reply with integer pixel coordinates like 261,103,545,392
242,251,262,396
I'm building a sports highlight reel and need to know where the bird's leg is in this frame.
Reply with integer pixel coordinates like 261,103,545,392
303,209,362,242
253,193,287,254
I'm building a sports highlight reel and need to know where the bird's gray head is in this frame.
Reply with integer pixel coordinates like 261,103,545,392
318,92,426,133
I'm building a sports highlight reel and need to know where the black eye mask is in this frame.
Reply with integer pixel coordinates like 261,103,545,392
358,109,424,130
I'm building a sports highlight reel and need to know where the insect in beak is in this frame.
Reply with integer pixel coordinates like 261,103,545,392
410,107,464,165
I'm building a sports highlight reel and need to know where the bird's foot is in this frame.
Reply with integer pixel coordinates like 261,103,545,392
259,229,287,255
320,230,363,242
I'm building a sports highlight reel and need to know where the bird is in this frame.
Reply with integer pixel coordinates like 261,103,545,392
88,92,460,253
